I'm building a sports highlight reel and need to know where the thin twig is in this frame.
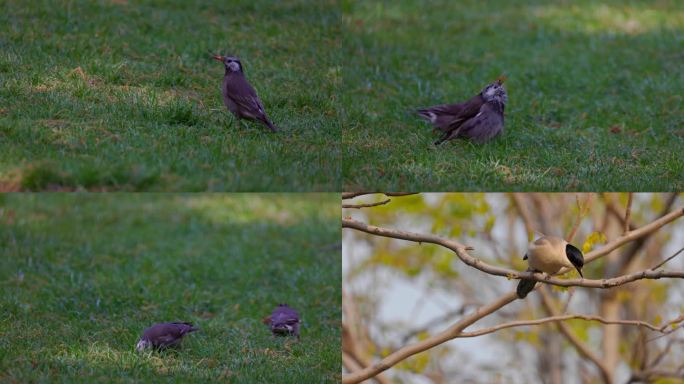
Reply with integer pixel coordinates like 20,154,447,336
567,194,593,243
539,288,612,384
625,193,634,234
650,247,684,271
456,313,682,338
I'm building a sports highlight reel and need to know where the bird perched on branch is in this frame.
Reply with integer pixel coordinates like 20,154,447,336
263,304,300,339
516,235,584,298
211,53,278,132
417,77,507,145
135,322,198,351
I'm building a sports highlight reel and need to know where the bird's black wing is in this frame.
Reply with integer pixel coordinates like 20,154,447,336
566,244,584,277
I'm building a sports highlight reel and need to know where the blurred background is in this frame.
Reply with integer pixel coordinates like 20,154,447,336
343,193,684,383
1,193,340,382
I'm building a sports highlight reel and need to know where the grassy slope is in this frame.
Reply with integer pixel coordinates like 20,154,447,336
0,194,340,383
0,0,341,191
342,0,684,191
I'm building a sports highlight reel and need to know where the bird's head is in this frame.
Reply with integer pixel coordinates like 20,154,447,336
135,339,150,352
481,76,508,105
271,321,296,335
212,54,243,73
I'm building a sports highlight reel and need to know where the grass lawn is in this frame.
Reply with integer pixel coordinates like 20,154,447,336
0,194,341,383
341,0,684,191
0,0,341,191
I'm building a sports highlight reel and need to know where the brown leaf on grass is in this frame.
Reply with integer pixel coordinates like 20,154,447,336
565,177,580,189
69,66,88,82
610,125,622,134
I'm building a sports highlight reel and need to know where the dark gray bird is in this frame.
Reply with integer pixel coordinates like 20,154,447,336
264,304,300,339
135,322,198,351
211,54,278,132
417,77,507,145
516,236,584,299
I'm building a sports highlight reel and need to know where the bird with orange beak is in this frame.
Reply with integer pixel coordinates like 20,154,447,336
211,53,278,132
417,76,507,145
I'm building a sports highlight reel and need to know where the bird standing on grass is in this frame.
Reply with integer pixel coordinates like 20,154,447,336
263,304,300,339
135,322,198,351
211,54,278,132
417,77,507,145
516,235,584,298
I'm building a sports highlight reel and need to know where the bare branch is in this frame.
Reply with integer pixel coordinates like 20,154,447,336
342,192,418,200
342,215,684,290
539,288,612,384
341,204,684,383
651,247,684,271
341,292,520,384
343,351,363,373
567,194,593,243
342,199,391,209
455,313,683,338
624,193,633,234
510,193,535,237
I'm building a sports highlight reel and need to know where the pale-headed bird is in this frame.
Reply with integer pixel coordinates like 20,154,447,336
135,322,198,351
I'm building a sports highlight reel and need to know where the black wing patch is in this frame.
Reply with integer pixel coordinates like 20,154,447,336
566,244,584,277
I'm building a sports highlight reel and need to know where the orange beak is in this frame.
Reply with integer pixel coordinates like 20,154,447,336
496,75,507,84
212,54,223,61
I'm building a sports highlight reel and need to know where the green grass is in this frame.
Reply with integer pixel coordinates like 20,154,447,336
0,194,340,383
0,0,341,191
341,0,684,191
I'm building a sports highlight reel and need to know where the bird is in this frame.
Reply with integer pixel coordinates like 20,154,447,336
263,304,300,339
211,53,278,132
516,235,584,299
135,322,198,351
417,77,507,145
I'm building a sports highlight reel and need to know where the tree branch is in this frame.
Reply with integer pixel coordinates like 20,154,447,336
341,292,520,384
624,193,633,235
342,192,418,200
455,313,683,338
341,204,684,383
342,214,684,290
539,288,612,384
342,199,391,209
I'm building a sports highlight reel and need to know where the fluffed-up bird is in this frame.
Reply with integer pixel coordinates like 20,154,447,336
516,235,584,299
263,304,300,339
211,53,278,132
417,77,507,145
135,322,198,351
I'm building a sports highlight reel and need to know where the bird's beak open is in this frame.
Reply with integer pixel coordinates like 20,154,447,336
212,54,223,62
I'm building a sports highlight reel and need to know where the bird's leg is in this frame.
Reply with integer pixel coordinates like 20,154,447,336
434,131,449,146
435,128,462,145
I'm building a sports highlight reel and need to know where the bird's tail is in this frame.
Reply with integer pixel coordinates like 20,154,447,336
264,118,279,132
416,108,436,123
516,278,537,299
